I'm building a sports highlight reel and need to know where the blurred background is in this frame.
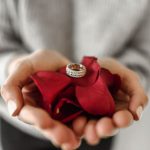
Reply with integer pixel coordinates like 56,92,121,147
0,0,150,150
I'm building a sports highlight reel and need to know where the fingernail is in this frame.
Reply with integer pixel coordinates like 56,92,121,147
111,129,119,136
7,100,17,116
90,139,100,145
136,106,143,120
61,143,73,150
103,129,119,138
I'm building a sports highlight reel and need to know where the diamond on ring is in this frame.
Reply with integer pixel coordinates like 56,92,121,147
66,63,86,78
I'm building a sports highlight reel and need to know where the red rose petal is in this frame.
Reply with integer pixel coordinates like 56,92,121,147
100,68,121,93
110,74,121,94
59,66,66,74
76,76,115,116
52,98,83,123
74,56,100,86
31,56,121,123
56,85,76,101
100,68,114,87
31,71,71,105
59,56,101,86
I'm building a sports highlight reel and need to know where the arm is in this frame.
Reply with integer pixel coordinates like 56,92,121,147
0,0,29,85
113,7,150,92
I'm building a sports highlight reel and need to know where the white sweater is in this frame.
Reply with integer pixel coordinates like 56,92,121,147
0,0,150,150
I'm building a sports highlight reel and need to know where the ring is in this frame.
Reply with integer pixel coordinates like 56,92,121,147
66,63,86,78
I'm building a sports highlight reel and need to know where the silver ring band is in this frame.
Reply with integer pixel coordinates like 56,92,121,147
66,63,86,78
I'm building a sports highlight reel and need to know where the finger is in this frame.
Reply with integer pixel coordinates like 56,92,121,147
113,110,133,128
84,120,100,145
115,100,129,111
95,118,119,138
28,50,70,71
129,89,148,120
115,91,129,111
114,90,130,102
1,58,34,116
72,116,87,138
1,84,24,116
18,105,80,149
121,72,148,120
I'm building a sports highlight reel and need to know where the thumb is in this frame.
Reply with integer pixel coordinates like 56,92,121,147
121,72,148,120
1,58,34,116
128,88,148,120
1,84,24,116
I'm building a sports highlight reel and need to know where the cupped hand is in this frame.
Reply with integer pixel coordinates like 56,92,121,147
71,58,148,145
1,53,148,148
1,50,80,150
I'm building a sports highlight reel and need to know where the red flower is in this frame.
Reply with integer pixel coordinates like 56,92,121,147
31,56,121,123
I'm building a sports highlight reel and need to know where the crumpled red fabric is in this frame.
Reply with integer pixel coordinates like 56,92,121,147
31,56,121,123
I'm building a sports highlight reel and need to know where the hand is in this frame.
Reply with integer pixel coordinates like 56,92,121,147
1,50,80,150
71,58,148,145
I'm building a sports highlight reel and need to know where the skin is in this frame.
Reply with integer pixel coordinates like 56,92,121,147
0,50,148,150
